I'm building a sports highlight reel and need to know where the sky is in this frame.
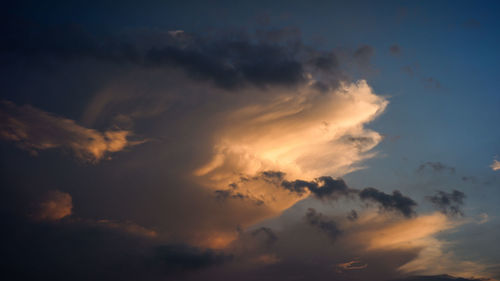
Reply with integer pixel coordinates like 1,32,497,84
1,1,500,280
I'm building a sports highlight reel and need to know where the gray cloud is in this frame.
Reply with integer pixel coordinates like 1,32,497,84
426,190,466,217
305,208,342,241
1,17,349,92
359,188,418,218
281,176,351,199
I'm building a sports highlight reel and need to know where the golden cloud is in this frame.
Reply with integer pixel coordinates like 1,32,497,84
195,80,387,214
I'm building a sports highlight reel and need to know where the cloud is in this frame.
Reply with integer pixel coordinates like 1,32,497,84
0,100,143,162
194,80,388,218
491,159,500,171
281,176,352,199
32,190,72,221
426,190,466,217
3,16,495,281
418,162,456,174
305,208,342,241
2,18,343,91
359,188,417,218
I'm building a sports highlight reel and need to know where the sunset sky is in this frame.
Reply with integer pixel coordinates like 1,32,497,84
1,1,500,281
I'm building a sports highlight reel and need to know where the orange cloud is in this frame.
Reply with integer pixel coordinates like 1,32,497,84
347,211,496,280
0,101,144,163
195,80,387,215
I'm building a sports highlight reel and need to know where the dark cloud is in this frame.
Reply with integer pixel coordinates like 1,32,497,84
305,208,342,241
281,176,351,199
359,187,417,218
0,210,231,281
309,52,339,72
418,162,455,174
259,170,286,184
214,189,265,206
426,190,466,217
146,41,305,89
0,17,350,92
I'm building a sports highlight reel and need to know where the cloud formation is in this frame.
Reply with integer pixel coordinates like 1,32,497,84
426,190,466,217
359,188,418,218
0,101,142,162
305,208,342,241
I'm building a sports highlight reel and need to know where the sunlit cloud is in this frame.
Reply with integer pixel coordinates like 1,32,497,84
195,80,387,216
491,159,500,171
0,100,144,163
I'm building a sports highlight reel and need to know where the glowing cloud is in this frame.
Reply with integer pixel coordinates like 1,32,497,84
0,101,144,163
195,80,387,213
197,80,387,180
